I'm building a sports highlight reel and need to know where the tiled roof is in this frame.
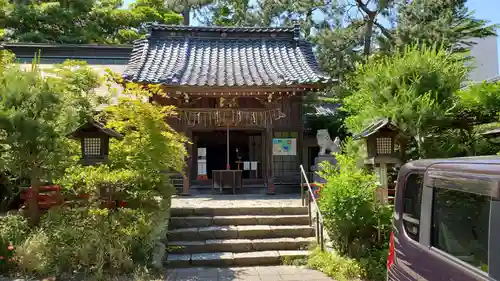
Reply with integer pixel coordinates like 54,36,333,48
481,127,500,137
123,24,331,87
352,118,402,140
67,118,123,139
311,104,340,116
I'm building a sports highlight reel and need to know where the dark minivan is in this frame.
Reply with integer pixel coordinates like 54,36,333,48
388,156,500,281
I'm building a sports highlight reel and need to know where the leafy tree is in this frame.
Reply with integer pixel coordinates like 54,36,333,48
204,0,259,27
455,81,500,155
2,0,182,44
58,81,187,210
0,53,100,225
203,0,340,38
392,0,497,53
346,0,396,56
102,84,187,177
164,0,213,26
343,45,470,158
457,81,500,125
313,21,365,81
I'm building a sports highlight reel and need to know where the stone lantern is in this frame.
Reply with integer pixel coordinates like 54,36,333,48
353,118,406,202
67,118,123,166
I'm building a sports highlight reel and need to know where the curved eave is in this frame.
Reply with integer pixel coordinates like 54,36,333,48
122,74,338,88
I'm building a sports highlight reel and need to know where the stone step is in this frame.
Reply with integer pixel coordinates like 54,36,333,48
170,206,308,217
165,250,309,267
167,225,315,241
170,214,310,229
168,237,314,254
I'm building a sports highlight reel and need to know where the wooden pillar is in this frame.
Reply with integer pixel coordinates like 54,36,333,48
261,130,266,180
266,126,275,195
193,135,198,178
298,98,304,171
182,129,193,195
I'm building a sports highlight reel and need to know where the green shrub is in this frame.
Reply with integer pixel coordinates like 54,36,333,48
58,165,173,209
358,247,389,281
318,153,392,256
308,247,388,281
0,213,30,273
307,248,364,281
15,201,170,279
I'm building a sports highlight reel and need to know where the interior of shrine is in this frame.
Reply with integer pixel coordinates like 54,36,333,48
195,130,263,179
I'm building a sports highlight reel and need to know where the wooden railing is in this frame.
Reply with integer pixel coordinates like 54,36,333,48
20,185,63,209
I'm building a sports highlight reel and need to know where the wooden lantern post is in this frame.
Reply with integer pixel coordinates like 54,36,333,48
66,118,123,166
353,118,406,202
67,118,124,207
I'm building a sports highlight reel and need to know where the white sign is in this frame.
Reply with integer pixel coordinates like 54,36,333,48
251,161,258,170
272,138,297,156
243,162,250,170
198,147,206,157
198,159,207,175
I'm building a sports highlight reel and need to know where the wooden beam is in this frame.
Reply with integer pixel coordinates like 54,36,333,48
155,85,324,95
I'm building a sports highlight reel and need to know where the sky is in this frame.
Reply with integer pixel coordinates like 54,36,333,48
123,0,500,66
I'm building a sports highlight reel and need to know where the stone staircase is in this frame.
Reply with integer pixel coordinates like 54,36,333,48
165,206,315,267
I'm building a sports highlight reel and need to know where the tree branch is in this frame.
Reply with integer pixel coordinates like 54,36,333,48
374,20,393,41
355,0,376,17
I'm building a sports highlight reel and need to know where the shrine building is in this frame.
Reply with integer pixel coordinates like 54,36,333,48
2,24,333,194
122,24,332,194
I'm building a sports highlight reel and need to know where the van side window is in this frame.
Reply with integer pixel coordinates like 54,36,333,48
431,188,490,273
403,173,423,241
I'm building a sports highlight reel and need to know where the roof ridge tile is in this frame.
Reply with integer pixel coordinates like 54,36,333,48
144,23,297,34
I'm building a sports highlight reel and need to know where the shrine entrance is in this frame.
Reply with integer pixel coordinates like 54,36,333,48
195,130,263,180
123,24,332,194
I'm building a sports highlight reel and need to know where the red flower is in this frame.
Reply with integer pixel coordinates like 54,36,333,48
119,201,126,208
7,245,14,251
0,256,4,260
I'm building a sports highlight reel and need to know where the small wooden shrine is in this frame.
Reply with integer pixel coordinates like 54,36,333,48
67,118,123,166
122,24,332,194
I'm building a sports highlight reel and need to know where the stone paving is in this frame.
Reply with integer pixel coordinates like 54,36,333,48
165,266,334,281
171,194,304,209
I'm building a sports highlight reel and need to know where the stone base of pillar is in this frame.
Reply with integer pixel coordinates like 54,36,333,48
311,155,337,184
266,178,275,195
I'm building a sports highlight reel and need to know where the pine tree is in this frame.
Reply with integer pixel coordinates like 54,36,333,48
393,0,497,52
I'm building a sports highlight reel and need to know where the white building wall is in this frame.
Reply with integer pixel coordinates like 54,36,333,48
468,36,499,82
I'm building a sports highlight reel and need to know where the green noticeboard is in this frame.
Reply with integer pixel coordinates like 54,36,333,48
272,138,297,156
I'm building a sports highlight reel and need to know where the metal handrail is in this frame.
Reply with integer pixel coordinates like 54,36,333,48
299,164,326,251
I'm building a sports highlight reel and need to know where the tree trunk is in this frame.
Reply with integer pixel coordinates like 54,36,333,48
363,14,375,56
182,6,190,26
28,175,41,226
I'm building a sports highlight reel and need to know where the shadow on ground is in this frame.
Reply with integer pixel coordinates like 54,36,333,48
165,266,334,281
